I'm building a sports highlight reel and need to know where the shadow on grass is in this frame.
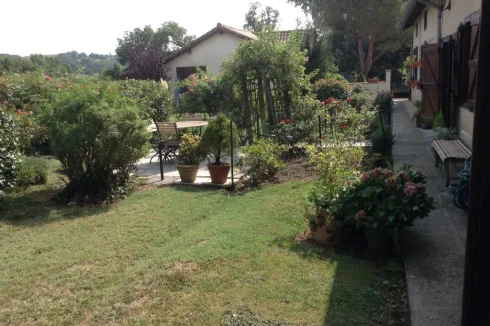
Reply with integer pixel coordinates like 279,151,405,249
273,233,410,326
0,187,110,227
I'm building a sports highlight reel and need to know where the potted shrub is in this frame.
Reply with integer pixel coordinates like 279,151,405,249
176,134,205,183
200,114,239,184
345,166,435,250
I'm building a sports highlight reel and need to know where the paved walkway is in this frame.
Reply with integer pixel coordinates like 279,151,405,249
392,100,467,326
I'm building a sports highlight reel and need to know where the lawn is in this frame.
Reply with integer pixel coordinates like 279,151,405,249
0,160,408,325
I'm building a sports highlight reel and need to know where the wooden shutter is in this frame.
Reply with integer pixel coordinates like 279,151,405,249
421,43,439,118
467,19,480,110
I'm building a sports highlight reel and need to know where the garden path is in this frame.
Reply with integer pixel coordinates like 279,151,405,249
392,99,467,326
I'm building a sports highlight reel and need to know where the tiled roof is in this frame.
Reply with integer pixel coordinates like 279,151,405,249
400,0,427,30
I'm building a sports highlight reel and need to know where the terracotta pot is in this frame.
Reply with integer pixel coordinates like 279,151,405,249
207,163,230,184
415,114,422,128
176,164,200,183
311,219,345,246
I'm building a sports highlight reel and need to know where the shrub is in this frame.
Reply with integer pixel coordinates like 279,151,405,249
344,166,435,230
12,110,49,155
270,97,321,147
16,157,49,187
370,120,395,157
46,81,150,203
313,77,352,101
178,71,227,115
118,79,173,123
373,92,394,113
307,144,365,219
433,127,458,140
0,108,20,191
177,134,205,165
322,99,377,143
200,114,239,165
238,138,286,185
350,90,375,109
432,111,446,130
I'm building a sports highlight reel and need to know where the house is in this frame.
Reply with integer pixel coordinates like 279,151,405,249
164,23,258,81
400,0,481,148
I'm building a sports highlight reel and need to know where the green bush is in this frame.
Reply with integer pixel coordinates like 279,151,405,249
12,110,50,155
46,80,150,203
313,77,352,101
238,138,286,185
432,111,446,130
118,79,173,123
373,92,393,113
0,108,20,191
370,121,395,157
16,157,49,187
200,114,239,165
350,90,375,109
344,166,435,230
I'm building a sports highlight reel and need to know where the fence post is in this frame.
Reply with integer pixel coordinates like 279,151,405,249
230,119,234,188
159,142,164,181
318,115,322,141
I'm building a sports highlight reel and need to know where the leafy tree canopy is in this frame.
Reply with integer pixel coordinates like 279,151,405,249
289,0,410,79
243,2,280,32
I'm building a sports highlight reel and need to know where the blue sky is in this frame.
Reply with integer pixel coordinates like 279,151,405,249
1,0,307,56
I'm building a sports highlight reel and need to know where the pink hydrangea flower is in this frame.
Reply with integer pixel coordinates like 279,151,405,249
16,109,22,114
28,111,33,115
404,182,418,197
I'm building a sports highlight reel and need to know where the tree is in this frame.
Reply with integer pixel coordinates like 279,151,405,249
289,0,410,79
243,2,280,32
115,22,195,80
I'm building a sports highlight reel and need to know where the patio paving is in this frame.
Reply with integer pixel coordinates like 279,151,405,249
135,150,244,187
392,99,467,326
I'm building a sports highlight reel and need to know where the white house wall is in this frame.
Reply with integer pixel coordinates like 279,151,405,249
410,0,480,144
166,32,245,81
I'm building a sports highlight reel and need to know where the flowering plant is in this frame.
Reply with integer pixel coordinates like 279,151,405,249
344,165,435,230
178,71,227,114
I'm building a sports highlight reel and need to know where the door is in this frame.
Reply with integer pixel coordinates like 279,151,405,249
466,18,480,110
420,43,439,118
441,40,454,127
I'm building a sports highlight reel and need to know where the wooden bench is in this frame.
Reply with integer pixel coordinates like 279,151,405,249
432,139,472,187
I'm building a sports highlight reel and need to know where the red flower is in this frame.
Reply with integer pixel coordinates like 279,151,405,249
28,111,33,115
341,123,347,130
45,75,51,81
323,98,333,104
16,109,22,114
346,98,352,103
286,118,292,123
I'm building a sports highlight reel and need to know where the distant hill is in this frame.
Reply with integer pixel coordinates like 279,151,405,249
0,51,119,76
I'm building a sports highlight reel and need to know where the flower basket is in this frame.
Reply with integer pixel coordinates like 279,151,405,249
368,78,379,84
310,208,345,246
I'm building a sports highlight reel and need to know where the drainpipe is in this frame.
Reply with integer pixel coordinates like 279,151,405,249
417,0,445,46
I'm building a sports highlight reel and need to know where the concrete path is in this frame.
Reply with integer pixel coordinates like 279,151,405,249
392,100,467,326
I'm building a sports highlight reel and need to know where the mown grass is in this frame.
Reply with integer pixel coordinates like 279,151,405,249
0,160,408,325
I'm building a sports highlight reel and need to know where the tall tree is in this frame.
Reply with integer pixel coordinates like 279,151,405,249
289,0,410,79
115,22,195,80
243,2,280,32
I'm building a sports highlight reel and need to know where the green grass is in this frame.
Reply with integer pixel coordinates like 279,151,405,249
0,160,407,325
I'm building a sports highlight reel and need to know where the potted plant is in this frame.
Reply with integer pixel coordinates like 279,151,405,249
200,114,239,184
413,101,422,128
176,134,205,183
345,166,435,250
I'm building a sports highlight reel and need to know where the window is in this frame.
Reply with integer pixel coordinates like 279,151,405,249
424,11,428,31
176,66,206,80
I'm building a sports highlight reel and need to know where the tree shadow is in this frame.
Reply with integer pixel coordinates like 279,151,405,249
272,233,410,325
0,187,111,227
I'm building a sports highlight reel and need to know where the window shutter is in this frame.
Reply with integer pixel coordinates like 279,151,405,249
467,20,480,110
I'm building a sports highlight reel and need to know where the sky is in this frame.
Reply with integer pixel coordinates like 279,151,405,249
1,0,308,56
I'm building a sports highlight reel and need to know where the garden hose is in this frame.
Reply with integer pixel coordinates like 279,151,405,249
453,158,471,211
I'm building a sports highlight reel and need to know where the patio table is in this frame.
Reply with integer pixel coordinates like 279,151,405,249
148,120,208,132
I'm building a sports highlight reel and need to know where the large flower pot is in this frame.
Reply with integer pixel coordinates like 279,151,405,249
176,164,200,183
207,163,230,184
